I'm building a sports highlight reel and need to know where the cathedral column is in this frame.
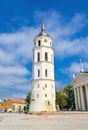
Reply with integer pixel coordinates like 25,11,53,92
77,87,81,110
85,84,88,110
80,86,85,110
74,88,78,110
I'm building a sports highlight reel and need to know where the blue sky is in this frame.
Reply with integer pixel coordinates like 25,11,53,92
0,0,88,99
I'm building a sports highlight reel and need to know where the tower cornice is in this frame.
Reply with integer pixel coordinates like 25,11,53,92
32,46,54,52
32,79,55,82
32,61,54,66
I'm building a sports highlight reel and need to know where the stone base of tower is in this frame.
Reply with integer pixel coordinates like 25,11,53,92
29,100,56,113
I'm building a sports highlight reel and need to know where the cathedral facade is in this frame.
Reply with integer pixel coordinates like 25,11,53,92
72,72,88,111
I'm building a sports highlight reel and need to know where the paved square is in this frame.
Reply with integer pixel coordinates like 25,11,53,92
0,112,88,130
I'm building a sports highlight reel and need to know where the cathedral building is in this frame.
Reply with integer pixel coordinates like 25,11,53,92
29,21,56,112
72,60,88,111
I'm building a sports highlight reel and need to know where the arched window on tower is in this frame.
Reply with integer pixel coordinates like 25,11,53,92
45,84,47,88
37,52,40,62
37,94,39,98
38,84,40,88
38,69,40,77
48,101,50,105
45,69,48,77
45,52,48,61
45,94,47,97
38,40,41,46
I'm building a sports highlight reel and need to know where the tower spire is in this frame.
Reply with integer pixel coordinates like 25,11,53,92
41,19,45,31
37,19,50,37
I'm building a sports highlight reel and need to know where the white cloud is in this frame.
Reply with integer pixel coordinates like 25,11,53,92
54,37,88,58
66,62,81,74
0,66,29,76
0,49,16,65
60,13,88,37
55,80,65,90
65,61,88,76
0,76,29,87
11,93,27,99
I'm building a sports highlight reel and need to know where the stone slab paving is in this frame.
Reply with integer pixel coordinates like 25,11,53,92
0,112,88,130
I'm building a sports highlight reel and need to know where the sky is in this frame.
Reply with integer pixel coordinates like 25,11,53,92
0,0,88,99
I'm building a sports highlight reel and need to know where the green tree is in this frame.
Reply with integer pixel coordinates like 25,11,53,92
26,92,31,104
56,91,67,110
56,84,75,110
26,92,31,112
63,84,75,110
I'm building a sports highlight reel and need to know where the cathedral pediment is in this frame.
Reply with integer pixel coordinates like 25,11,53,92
72,72,88,84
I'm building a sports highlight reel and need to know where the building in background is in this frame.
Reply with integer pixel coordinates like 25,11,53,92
29,20,56,112
3,99,26,112
0,105,11,112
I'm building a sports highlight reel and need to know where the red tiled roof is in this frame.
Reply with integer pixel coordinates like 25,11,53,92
0,105,11,109
8,99,26,104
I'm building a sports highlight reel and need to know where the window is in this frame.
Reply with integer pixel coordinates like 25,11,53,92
45,94,47,97
19,105,21,112
48,101,50,105
45,52,48,61
38,84,39,88
37,94,39,98
38,40,41,46
37,52,40,62
13,105,15,111
45,69,48,77
38,69,40,77
45,84,47,88
31,99,35,101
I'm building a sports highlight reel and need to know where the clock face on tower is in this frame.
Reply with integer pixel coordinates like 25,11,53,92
44,39,47,43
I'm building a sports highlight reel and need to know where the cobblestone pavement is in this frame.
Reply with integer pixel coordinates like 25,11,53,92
0,112,88,130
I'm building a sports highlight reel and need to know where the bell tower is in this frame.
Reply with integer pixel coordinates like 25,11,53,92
29,20,56,112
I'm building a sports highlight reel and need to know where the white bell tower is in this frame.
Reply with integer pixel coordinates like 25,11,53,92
29,20,56,112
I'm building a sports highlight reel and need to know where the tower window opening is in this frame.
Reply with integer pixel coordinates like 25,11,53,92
37,52,40,62
45,69,48,77
45,52,48,61
45,84,47,88
38,84,39,88
37,94,39,98
45,94,47,97
50,42,52,46
38,40,41,46
48,101,50,105
38,69,40,77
